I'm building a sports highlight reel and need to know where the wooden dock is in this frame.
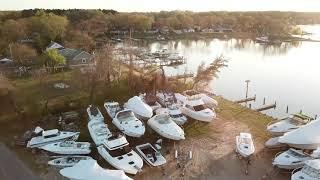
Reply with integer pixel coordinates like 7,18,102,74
255,102,277,112
235,95,256,103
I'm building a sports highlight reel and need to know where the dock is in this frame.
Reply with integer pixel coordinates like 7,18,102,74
235,95,256,103
255,102,277,112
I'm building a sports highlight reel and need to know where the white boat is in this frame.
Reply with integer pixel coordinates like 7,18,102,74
60,159,133,180
255,36,270,43
156,91,177,107
139,93,162,111
48,156,93,168
291,159,320,180
272,148,313,170
97,142,143,174
279,118,320,150
112,109,145,137
178,94,216,122
124,96,153,119
87,120,112,146
27,127,80,148
155,106,187,125
87,105,104,122
235,133,255,158
104,101,121,119
40,141,91,155
267,113,313,136
183,90,218,108
147,114,185,140
135,143,166,167
265,136,288,149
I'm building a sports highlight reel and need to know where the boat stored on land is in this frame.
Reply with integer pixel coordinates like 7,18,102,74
87,105,104,122
48,156,92,168
183,90,218,108
124,96,153,119
88,120,112,146
147,114,185,140
236,133,255,158
40,141,91,155
155,106,187,125
291,159,320,180
135,143,166,166
156,91,177,107
273,148,313,170
265,136,288,149
113,109,145,137
104,101,121,119
139,93,162,111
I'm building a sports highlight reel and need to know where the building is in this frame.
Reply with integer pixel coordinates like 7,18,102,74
46,41,65,51
0,58,14,67
58,48,94,66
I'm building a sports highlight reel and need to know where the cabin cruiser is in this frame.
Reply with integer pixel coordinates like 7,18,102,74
183,90,218,108
291,159,320,180
179,95,216,122
87,105,104,122
112,109,145,137
87,120,112,146
27,127,80,148
267,113,313,136
236,133,255,158
147,114,185,140
39,141,91,155
104,101,121,119
272,148,313,170
155,105,187,125
59,159,133,180
139,93,162,111
135,143,166,166
97,139,143,174
265,136,288,149
48,156,92,168
124,96,153,119
279,118,320,150
156,91,177,107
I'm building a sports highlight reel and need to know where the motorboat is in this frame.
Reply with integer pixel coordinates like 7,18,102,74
291,159,320,180
104,101,121,119
272,148,313,170
39,141,91,155
255,36,270,43
87,120,112,146
267,113,313,136
279,118,320,150
265,136,288,149
155,105,187,125
156,91,177,107
135,143,166,167
139,93,162,111
183,90,218,108
179,95,216,122
87,105,104,122
235,133,255,158
27,127,80,148
97,141,143,174
124,96,153,119
147,114,185,140
59,159,132,180
48,156,92,168
112,109,145,137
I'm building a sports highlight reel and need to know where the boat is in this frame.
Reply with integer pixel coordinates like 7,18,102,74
155,105,187,125
124,96,153,119
272,148,313,170
156,91,177,107
87,120,112,146
255,36,270,43
147,114,185,140
267,113,313,136
139,93,162,111
235,133,255,158
291,159,320,180
104,101,121,119
48,156,92,168
265,136,288,149
87,105,104,122
97,141,143,174
178,94,216,122
135,143,166,167
27,127,80,148
39,141,91,155
112,109,145,137
279,118,320,150
183,90,218,108
59,159,133,180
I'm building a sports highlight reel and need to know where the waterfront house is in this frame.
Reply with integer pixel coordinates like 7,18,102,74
46,41,65,51
58,48,94,66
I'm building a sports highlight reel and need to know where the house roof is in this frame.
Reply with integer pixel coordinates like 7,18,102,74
46,42,64,50
0,58,13,62
58,48,83,60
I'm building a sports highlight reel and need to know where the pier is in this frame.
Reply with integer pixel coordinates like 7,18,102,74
235,95,256,103
255,102,277,112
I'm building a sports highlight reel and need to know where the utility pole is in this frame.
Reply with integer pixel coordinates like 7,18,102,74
245,80,250,99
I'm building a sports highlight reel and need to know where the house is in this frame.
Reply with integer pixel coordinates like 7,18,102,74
46,41,65,51
172,29,183,34
160,26,170,34
183,28,195,33
0,58,14,67
58,48,94,66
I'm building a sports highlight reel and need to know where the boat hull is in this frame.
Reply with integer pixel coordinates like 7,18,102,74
27,133,80,148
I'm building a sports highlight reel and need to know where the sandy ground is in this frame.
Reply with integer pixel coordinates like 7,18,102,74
135,118,289,180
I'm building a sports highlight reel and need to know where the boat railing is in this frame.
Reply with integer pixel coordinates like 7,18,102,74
291,167,302,176
274,151,284,160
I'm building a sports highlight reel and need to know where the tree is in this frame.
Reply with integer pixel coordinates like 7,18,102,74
64,30,95,52
41,49,66,72
0,19,26,42
10,43,37,66
193,55,228,89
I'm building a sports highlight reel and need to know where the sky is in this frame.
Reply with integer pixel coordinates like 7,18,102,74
1,0,320,12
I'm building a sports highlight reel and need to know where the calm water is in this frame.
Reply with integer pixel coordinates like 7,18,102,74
148,27,320,118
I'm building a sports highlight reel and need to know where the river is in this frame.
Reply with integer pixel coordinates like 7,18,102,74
148,26,320,118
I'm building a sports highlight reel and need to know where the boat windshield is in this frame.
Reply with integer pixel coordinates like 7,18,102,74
193,105,206,111
108,146,131,157
302,165,320,178
117,111,135,122
287,149,307,158
170,114,184,118
156,115,171,124
240,137,252,144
